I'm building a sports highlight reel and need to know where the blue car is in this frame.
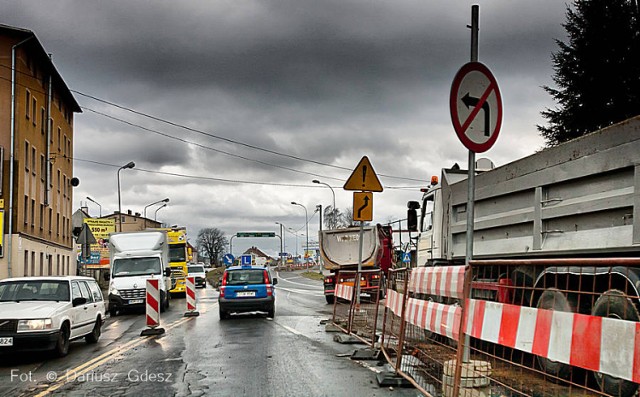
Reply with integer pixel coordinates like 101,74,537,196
218,265,277,319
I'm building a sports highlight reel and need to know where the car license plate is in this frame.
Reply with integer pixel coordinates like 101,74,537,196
129,299,144,304
236,291,255,297
0,337,13,346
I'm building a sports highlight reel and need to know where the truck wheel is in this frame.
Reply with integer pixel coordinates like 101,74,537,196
536,288,572,380
591,290,639,397
325,295,335,305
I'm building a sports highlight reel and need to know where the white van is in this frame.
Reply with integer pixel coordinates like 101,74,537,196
107,231,171,316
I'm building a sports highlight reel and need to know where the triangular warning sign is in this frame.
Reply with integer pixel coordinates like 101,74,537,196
343,156,383,192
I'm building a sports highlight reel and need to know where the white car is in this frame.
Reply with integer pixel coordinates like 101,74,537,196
0,276,106,357
187,264,207,288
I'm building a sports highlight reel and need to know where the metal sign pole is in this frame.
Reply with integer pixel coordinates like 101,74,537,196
356,221,364,308
463,3,479,364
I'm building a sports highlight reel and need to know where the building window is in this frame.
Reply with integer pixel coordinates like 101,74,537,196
32,97,37,125
48,208,52,234
55,255,59,275
56,213,60,236
49,119,54,143
24,141,29,171
31,199,35,228
23,252,29,276
63,134,67,158
25,90,31,119
23,195,28,225
57,128,61,152
57,170,61,193
41,107,46,134
40,204,44,230
40,253,44,276
31,147,36,175
56,255,60,275
40,154,46,181
32,252,37,276
49,163,53,187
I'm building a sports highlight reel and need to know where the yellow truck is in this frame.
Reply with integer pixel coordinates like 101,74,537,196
157,227,191,296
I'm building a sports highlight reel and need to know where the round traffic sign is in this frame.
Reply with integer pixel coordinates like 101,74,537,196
450,62,502,153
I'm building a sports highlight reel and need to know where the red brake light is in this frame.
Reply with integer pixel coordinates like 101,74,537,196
221,272,228,286
263,270,270,284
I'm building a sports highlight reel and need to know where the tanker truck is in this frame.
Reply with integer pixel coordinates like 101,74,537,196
407,115,640,397
319,224,395,304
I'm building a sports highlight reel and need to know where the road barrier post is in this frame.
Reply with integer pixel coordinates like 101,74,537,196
184,276,200,317
140,278,165,336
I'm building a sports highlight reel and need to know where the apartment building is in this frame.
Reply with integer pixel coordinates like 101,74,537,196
0,24,81,279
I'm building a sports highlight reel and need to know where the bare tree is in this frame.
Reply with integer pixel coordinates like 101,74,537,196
196,228,228,267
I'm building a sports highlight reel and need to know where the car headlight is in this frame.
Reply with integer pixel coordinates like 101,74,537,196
109,286,120,296
17,319,53,332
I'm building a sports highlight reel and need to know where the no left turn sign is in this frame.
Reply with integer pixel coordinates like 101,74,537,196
450,62,502,153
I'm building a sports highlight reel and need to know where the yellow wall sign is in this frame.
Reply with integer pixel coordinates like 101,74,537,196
343,156,383,192
353,192,373,222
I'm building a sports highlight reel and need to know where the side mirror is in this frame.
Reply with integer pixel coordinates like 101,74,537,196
103,272,110,281
272,278,278,285
164,268,172,277
407,209,418,232
72,297,87,307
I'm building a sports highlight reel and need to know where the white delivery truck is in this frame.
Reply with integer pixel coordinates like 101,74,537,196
107,231,171,316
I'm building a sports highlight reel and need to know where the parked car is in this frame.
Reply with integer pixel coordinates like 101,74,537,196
0,276,106,357
187,264,207,288
218,264,277,319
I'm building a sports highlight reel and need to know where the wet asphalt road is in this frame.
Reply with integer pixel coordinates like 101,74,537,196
1,269,420,397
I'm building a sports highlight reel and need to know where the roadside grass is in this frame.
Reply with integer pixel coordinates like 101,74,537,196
301,271,324,281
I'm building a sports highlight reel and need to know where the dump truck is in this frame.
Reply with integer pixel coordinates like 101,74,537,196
319,224,395,304
407,115,640,397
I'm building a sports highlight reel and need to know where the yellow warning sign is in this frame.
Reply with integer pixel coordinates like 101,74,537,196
343,156,383,192
353,192,373,222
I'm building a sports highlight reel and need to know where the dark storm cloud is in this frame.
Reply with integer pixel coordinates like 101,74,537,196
3,0,569,240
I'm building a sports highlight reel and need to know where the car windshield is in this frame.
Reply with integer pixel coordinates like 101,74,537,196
112,258,162,277
0,280,70,302
188,266,205,274
226,269,266,285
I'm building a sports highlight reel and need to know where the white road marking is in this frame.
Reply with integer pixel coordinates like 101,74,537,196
280,324,304,336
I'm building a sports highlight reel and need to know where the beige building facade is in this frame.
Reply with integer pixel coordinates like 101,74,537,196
0,24,81,279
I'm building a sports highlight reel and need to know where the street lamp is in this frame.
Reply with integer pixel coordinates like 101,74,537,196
144,198,170,229
86,196,102,217
312,180,336,229
291,201,309,269
154,203,167,221
117,161,135,232
287,227,299,260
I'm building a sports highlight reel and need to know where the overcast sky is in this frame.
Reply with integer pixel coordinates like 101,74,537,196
4,0,569,258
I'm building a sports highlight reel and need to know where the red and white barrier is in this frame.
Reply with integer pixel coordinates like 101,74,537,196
184,276,200,317
408,266,465,298
335,283,354,301
465,298,640,383
141,278,165,336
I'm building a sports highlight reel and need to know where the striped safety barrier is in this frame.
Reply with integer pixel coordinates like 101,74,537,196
465,298,640,384
335,283,354,301
184,276,200,317
408,266,465,298
140,278,165,336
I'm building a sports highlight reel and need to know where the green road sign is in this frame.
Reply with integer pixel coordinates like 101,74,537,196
237,232,276,238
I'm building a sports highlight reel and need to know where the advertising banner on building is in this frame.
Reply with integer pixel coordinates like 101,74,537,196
81,218,115,269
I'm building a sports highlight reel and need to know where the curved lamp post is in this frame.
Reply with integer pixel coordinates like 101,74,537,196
291,201,309,269
154,203,167,221
117,161,135,232
144,198,170,228
312,180,336,229
86,196,102,217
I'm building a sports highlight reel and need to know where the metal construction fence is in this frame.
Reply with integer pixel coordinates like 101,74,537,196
330,269,382,346
371,259,640,397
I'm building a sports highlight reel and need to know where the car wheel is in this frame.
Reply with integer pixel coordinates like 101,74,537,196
109,307,117,317
219,307,229,320
591,290,639,397
325,295,335,305
85,317,101,344
267,306,275,318
54,323,70,357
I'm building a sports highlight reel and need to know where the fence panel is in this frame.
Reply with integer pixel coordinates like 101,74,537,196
464,258,640,397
